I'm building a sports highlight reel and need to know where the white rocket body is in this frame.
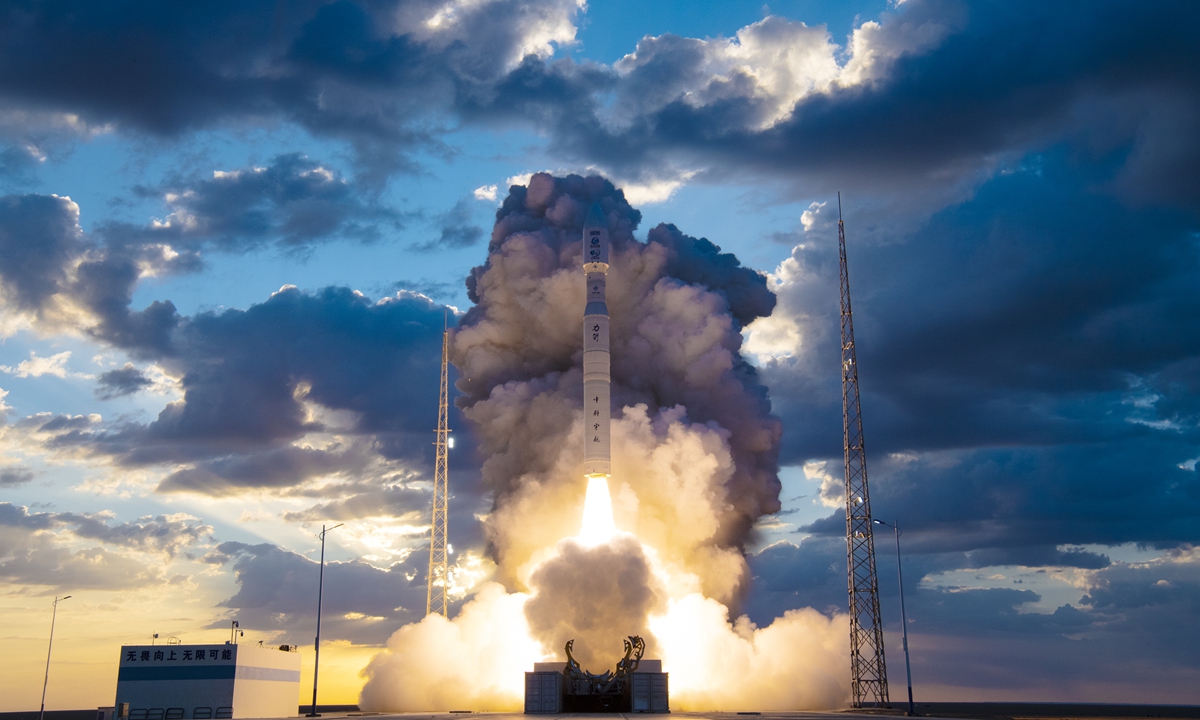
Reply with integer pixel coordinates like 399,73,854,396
582,204,611,477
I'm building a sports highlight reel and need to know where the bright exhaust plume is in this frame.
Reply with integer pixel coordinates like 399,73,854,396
579,475,618,547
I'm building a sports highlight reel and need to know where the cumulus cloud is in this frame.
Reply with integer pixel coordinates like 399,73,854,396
29,286,450,475
112,153,402,252
0,0,587,176
0,350,81,378
754,151,1200,564
413,198,484,252
0,503,213,589
94,363,152,399
0,465,35,485
0,193,85,321
211,540,429,644
610,16,842,131
0,0,1196,205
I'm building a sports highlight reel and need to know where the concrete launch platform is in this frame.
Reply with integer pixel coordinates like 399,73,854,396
10,706,1200,720
145,708,1200,720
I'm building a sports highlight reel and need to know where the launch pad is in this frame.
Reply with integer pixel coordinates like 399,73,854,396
524,637,669,714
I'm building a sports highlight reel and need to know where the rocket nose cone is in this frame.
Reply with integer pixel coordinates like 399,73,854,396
584,203,606,229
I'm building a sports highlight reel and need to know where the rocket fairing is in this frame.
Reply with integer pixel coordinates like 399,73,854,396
582,203,611,478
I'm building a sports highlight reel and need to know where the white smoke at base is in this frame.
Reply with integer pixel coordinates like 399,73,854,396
358,583,541,711
361,473,850,711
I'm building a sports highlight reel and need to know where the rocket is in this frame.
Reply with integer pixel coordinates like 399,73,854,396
582,203,611,478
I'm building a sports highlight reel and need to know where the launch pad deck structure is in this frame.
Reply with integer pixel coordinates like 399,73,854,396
14,704,1200,720
51,708,1195,720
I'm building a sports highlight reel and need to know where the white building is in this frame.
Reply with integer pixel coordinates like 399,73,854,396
114,643,301,720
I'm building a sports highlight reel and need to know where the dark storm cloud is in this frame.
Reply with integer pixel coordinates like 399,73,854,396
1082,554,1200,618
212,540,427,644
798,439,1200,553
745,533,1200,693
757,151,1200,558
897,559,1200,692
454,0,1200,206
156,442,380,496
95,364,152,399
1,0,1196,193
0,189,467,502
0,151,401,347
745,537,846,622
413,198,483,252
50,287,449,472
0,190,190,348
0,0,585,176
109,153,402,252
0,193,83,312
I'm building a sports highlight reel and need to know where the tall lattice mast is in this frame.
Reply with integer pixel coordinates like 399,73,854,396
838,193,889,707
426,322,451,617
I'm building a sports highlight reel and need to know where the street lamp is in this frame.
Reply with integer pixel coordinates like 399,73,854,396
40,595,72,720
308,523,344,718
874,519,915,716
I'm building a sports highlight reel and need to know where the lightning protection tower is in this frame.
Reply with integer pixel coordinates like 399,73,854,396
426,322,451,617
838,194,890,707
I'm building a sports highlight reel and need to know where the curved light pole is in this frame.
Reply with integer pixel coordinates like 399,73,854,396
307,523,343,718
40,595,72,720
875,520,915,716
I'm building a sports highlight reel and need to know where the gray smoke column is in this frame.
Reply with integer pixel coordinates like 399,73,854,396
524,535,665,670
452,173,781,606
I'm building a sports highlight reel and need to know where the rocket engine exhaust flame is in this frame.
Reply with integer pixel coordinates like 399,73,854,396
580,476,618,547
359,174,851,712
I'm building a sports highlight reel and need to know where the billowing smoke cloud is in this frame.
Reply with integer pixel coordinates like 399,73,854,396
524,536,665,671
454,173,780,597
360,174,848,710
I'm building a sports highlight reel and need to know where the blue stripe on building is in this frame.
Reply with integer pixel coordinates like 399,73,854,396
119,666,236,682
118,666,300,682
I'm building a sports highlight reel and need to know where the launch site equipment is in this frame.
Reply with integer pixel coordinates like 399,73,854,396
839,193,890,707
40,594,71,720
308,523,343,717
428,318,452,617
557,636,664,712
876,519,915,715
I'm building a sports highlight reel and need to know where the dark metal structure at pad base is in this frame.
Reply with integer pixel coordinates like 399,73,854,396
524,666,668,714
524,637,668,714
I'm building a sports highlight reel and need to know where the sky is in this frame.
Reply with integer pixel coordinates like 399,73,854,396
1,0,1199,710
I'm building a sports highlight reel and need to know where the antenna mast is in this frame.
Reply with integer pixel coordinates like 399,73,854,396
838,194,889,707
426,321,451,617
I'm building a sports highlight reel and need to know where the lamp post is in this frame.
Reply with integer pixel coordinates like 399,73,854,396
875,519,915,716
307,523,343,718
40,595,72,720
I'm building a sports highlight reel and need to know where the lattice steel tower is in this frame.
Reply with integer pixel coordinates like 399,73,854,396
838,194,889,707
426,324,451,617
